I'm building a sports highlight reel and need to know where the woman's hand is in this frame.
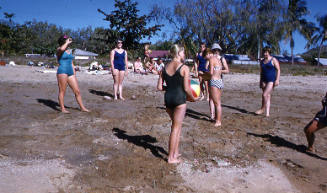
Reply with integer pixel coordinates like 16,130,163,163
274,79,279,87
66,38,72,45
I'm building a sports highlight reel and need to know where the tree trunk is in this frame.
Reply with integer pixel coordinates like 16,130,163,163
257,35,260,61
290,37,294,65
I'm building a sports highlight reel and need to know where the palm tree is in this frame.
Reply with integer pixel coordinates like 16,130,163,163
310,14,327,65
284,0,314,64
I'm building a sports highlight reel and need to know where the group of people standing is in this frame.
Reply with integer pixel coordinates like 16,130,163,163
55,34,325,163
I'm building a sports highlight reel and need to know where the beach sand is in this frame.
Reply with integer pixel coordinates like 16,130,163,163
0,65,326,193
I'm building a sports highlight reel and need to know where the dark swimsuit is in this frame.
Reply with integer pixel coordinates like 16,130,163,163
57,51,75,76
163,64,186,109
197,53,208,72
113,50,126,71
261,58,276,83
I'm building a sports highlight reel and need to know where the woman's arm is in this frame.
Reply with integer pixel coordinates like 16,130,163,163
57,39,72,60
194,55,199,77
209,58,214,76
182,66,196,101
221,57,229,74
110,50,115,72
157,71,164,91
72,60,76,75
124,50,128,74
273,58,280,86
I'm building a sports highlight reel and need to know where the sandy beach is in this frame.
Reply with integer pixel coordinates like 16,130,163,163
0,65,326,193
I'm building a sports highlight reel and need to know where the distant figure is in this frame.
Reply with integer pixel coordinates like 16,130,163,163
205,43,229,127
157,44,197,164
133,56,146,74
110,39,128,100
145,57,158,74
255,46,280,117
195,42,209,101
304,94,327,152
155,58,165,72
56,35,89,113
144,43,152,64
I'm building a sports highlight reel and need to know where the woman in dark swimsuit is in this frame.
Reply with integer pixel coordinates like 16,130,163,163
195,42,209,101
56,35,89,113
110,39,128,100
255,46,280,117
157,44,197,164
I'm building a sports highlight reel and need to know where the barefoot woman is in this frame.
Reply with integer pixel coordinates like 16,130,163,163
157,44,196,163
255,46,280,117
56,35,89,113
195,42,209,101
110,39,128,100
205,43,229,127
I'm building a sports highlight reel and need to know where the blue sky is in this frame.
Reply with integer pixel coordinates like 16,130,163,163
1,0,326,54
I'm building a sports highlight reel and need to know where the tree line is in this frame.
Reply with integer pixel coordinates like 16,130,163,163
151,0,327,64
0,0,326,64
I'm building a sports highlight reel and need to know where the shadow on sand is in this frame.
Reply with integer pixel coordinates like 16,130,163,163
37,98,78,111
89,89,114,98
222,104,256,115
247,132,327,161
157,106,212,122
112,128,168,160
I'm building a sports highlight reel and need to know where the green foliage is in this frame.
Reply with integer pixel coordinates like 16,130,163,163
97,0,162,51
283,0,315,64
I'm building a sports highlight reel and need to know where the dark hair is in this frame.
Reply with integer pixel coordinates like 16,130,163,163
58,35,69,46
116,39,123,43
263,46,272,54
203,48,212,57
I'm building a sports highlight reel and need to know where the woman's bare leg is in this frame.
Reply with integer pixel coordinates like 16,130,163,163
198,75,205,100
210,86,222,126
256,82,274,116
118,71,125,100
167,104,186,163
304,120,326,152
57,74,69,113
112,69,119,100
208,86,215,120
204,80,209,101
67,75,89,112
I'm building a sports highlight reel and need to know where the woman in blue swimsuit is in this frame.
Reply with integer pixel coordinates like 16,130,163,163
157,44,197,164
255,46,280,117
56,35,89,113
195,43,209,101
110,39,128,100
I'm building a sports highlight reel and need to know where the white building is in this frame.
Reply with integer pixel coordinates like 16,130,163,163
73,49,98,60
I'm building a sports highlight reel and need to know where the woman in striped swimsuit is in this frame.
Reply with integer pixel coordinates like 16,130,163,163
205,43,229,127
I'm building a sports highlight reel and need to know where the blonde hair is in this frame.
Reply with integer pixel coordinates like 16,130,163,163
170,44,184,58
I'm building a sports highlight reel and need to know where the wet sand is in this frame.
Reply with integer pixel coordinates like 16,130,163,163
0,65,326,193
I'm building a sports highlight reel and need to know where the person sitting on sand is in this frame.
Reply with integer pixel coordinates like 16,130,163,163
157,44,197,164
255,46,280,117
304,94,327,152
56,35,89,113
145,57,158,74
134,57,146,74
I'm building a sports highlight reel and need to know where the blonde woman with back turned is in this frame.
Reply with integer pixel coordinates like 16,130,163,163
157,44,197,164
